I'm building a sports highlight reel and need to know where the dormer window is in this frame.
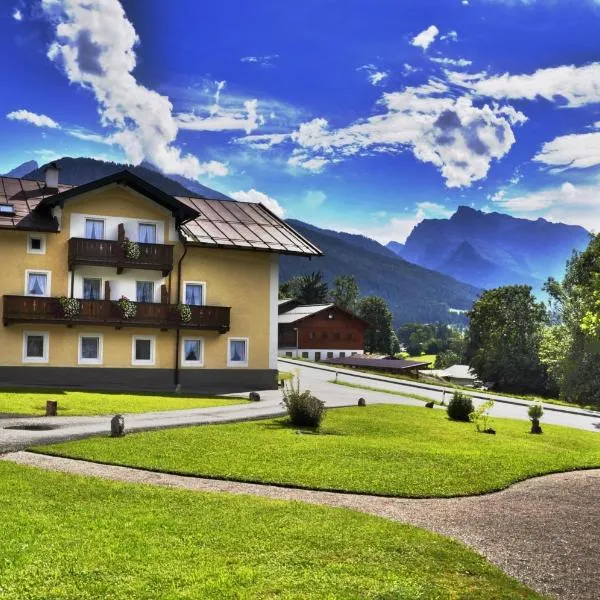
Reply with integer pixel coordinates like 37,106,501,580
0,204,14,215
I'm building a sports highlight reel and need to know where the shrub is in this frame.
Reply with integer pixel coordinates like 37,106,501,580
469,400,495,433
528,401,544,434
282,377,325,428
447,392,474,422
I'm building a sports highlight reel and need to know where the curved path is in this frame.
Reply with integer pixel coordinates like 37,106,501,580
4,451,599,600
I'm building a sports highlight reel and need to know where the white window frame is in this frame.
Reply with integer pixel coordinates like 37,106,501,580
181,337,205,368
84,217,106,240
24,269,52,297
22,331,49,363
137,222,158,244
183,281,206,306
132,335,155,366
227,337,249,368
135,280,155,303
78,333,103,365
27,233,46,255
82,277,104,301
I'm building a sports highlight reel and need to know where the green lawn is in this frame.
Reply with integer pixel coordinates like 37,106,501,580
0,388,247,416
38,404,600,497
330,379,440,404
0,462,539,599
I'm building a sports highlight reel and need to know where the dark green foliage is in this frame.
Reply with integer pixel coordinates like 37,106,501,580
330,275,360,312
280,271,329,304
280,220,479,325
398,322,465,358
447,392,474,421
466,286,551,394
283,379,325,428
434,350,462,369
358,296,396,354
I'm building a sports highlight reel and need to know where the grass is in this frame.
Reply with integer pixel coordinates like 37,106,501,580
38,404,600,498
0,462,540,599
330,379,439,404
408,353,437,366
0,388,247,416
278,370,295,382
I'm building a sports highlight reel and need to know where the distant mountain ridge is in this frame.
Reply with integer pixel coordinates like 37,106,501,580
281,220,480,325
387,206,590,290
3,160,38,178
19,157,230,200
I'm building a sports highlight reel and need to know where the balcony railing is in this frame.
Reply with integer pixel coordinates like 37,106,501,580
3,296,230,333
68,238,174,275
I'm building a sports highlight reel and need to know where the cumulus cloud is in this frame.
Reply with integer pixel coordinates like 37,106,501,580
13,8,23,20
41,0,228,178
411,25,440,50
430,56,472,68
240,54,279,67
281,82,527,187
230,188,285,218
448,62,600,108
176,99,260,134
358,64,389,86
534,130,600,170
7,109,60,129
491,180,600,231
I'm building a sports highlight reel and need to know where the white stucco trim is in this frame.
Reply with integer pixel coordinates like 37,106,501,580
131,335,156,366
24,269,52,297
278,348,364,361
22,331,50,363
227,337,249,368
180,337,205,368
78,333,104,365
269,254,279,370
27,233,47,255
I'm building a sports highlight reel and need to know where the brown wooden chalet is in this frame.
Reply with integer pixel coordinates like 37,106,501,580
278,301,369,361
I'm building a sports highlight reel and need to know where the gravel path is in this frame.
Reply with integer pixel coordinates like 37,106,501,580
3,451,598,600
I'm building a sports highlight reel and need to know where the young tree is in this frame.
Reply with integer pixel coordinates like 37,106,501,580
330,275,360,313
465,285,550,394
358,296,395,354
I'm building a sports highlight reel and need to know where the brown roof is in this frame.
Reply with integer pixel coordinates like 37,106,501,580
0,177,73,231
0,173,322,257
177,195,322,256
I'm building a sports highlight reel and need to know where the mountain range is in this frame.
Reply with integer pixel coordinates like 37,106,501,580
386,206,590,290
4,156,590,324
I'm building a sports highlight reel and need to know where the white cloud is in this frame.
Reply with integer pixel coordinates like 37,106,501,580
448,62,600,108
403,63,419,75
240,54,279,67
430,56,472,68
236,132,290,150
6,109,60,129
534,130,600,170
358,64,389,86
440,30,458,42
282,82,527,187
303,190,326,209
13,8,23,20
176,99,260,134
41,0,228,179
66,128,108,143
411,25,439,50
230,188,285,218
492,180,600,231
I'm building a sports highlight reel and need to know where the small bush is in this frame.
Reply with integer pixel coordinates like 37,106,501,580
283,378,325,428
447,392,474,422
469,400,495,433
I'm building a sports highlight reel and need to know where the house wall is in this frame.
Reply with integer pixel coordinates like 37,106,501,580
0,184,277,392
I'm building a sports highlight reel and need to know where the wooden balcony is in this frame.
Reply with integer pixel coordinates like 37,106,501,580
3,296,230,333
68,238,174,275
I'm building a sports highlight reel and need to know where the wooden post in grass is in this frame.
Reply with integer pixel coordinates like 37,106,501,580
45,400,57,417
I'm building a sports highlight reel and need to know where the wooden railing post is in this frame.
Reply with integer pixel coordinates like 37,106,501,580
117,223,125,242
161,284,169,304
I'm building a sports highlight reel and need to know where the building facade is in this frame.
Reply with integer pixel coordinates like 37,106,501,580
0,168,320,392
278,302,368,361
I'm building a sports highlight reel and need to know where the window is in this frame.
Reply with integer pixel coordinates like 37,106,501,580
136,281,154,303
228,338,248,367
327,352,334,359
340,352,346,358
138,223,157,244
132,336,155,366
85,218,104,240
83,278,102,300
25,271,50,296
334,332,341,341
285,351,293,358
302,352,309,359
79,334,102,365
181,338,204,367
23,332,49,363
27,234,46,255
309,332,316,340
0,204,14,214
184,282,205,306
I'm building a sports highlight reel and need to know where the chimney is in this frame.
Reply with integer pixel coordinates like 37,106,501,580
43,161,60,188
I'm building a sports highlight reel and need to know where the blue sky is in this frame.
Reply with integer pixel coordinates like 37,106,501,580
2,0,600,242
